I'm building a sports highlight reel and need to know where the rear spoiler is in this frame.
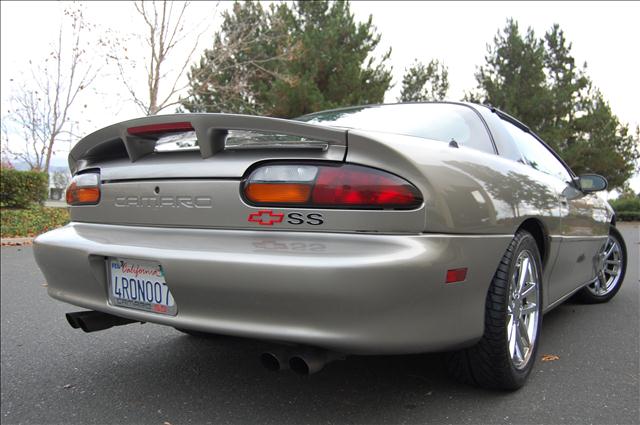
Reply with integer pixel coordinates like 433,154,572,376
69,113,347,174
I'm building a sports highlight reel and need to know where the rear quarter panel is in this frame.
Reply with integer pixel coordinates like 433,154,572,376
347,130,563,236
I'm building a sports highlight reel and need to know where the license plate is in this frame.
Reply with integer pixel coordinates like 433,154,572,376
107,258,177,316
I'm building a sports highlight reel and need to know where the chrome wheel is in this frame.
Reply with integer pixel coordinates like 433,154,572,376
588,236,624,297
507,250,540,370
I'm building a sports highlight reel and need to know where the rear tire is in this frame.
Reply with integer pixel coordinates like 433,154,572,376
574,225,627,304
447,229,543,390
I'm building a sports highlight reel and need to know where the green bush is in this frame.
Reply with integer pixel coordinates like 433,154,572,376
609,195,640,222
616,211,640,221
0,169,49,208
1,206,70,238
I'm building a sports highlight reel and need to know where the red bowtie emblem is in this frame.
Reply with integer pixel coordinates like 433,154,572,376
247,210,285,226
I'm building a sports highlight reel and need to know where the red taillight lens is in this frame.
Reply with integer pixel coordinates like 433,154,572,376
312,166,420,207
243,163,422,209
66,173,100,205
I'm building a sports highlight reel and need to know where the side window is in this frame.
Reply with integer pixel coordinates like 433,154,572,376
502,121,572,182
481,112,524,162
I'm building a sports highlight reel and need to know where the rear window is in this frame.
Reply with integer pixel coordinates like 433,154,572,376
297,103,495,154
154,130,314,152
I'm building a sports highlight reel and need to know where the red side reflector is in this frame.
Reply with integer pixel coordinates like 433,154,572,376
446,268,467,284
127,122,194,137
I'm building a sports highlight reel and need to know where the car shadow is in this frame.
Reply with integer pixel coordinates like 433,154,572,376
29,303,591,424
64,322,562,425
100,332,493,423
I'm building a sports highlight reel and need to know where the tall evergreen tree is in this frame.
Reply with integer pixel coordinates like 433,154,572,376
567,90,639,187
181,2,291,114
182,0,392,118
471,19,550,131
539,24,589,152
471,19,638,189
398,59,449,102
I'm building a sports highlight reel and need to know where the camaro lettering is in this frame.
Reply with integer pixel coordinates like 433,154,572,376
115,196,213,208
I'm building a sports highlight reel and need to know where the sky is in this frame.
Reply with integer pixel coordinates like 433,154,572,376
1,1,639,191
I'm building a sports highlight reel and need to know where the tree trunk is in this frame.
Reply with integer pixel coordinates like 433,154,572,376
43,136,54,173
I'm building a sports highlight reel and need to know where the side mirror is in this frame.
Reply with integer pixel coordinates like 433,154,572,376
578,174,608,193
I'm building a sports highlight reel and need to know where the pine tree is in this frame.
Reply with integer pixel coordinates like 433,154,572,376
398,59,449,102
472,19,550,130
567,90,639,187
181,1,289,115
182,0,392,118
471,19,639,189
539,24,589,153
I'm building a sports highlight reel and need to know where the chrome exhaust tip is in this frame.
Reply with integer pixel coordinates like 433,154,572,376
260,350,290,371
65,311,139,333
289,348,343,375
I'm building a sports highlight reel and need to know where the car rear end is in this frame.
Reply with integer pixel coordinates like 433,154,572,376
34,112,511,354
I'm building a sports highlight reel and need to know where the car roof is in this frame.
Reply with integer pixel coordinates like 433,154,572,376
296,101,478,119
297,101,531,133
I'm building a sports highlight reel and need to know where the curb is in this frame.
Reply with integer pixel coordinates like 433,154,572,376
1,237,35,246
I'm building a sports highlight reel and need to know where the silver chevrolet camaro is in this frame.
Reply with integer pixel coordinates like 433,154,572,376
33,102,627,390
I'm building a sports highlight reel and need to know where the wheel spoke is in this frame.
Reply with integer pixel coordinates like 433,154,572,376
506,310,515,331
598,271,608,293
520,302,537,317
518,257,530,291
520,282,536,299
508,321,517,356
603,241,616,259
518,320,531,347
515,329,527,361
605,259,621,266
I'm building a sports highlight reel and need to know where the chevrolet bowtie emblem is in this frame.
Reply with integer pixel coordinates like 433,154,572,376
247,210,285,226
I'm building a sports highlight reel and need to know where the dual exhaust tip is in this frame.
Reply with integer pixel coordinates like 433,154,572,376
260,348,342,375
66,311,140,333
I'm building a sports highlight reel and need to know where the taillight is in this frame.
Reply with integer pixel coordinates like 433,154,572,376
66,173,100,205
243,163,422,209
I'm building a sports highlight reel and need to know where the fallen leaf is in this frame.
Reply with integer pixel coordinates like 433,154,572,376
541,354,560,362
63,384,74,389
41,283,48,287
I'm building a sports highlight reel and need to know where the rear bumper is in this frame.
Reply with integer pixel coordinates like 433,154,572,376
33,223,512,354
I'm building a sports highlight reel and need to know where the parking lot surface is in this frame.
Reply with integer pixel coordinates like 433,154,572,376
1,223,638,424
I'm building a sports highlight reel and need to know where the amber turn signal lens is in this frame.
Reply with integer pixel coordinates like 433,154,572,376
66,173,101,205
245,183,311,204
66,184,100,205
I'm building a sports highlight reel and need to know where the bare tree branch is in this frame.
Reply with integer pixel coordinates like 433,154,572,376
3,4,96,172
105,1,211,116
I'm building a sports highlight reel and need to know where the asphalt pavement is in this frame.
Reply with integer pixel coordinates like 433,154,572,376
1,223,638,425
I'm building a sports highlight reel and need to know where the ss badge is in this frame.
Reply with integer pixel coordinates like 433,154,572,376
286,213,324,226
